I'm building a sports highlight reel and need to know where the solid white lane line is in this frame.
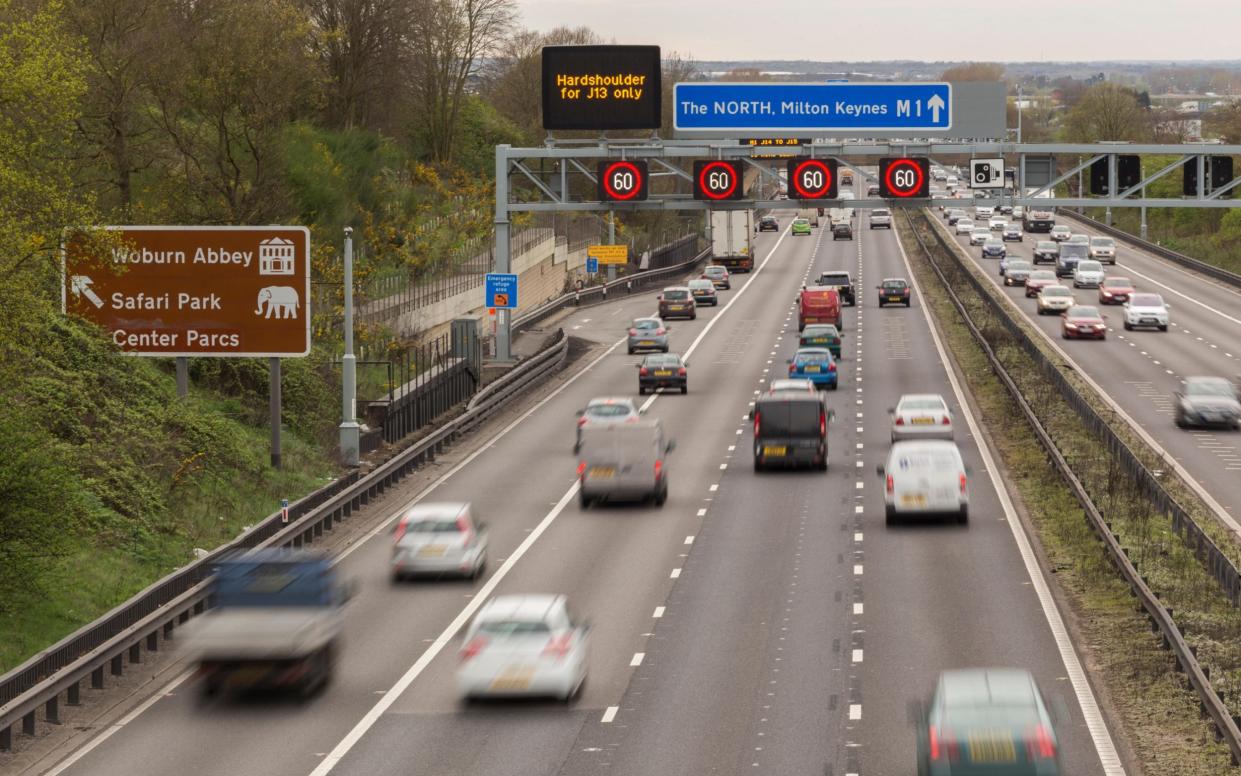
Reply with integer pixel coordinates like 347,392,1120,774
1115,261,1241,328
601,706,619,723
897,224,1126,776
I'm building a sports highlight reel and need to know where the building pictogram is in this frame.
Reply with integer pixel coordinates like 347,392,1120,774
259,237,296,275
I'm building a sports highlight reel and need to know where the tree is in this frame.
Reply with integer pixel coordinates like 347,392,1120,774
145,0,324,223
482,25,598,141
940,62,1004,82
660,51,698,138
407,0,517,164
1063,83,1150,143
1203,101,1241,143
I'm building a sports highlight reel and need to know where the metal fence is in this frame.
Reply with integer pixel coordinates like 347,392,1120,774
371,331,482,443
904,208,1241,766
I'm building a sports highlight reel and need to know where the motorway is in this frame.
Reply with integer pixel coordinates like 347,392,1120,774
940,206,1241,524
39,190,1120,776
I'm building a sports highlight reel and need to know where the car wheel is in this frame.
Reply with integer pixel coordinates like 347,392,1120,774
390,571,404,585
904,301,911,307
818,457,828,472
885,506,897,526
1159,324,1168,332
470,558,486,580
662,346,669,353
680,385,688,395
829,382,838,391
691,313,697,320
627,347,634,355
655,484,667,506
753,457,762,472
579,491,591,509
1123,321,1132,330
638,386,645,395
877,300,884,307
957,506,969,525
573,441,580,454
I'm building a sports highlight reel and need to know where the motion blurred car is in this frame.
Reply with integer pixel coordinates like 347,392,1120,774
687,278,718,306
752,392,834,471
627,317,669,354
787,347,838,390
1122,292,1170,331
1061,305,1107,340
1002,260,1034,286
974,204,994,219
1025,270,1058,298
1072,260,1106,288
1011,204,1025,220
764,379,818,396
1089,235,1117,264
791,217,812,236
878,277,912,307
637,353,688,395
880,440,969,524
757,215,779,232
913,668,1062,776
1002,223,1023,242
816,270,856,306
969,228,990,246
575,397,641,453
657,286,696,320
1065,234,1089,249
1049,225,1071,242
867,183,881,197
988,216,1007,231
578,420,674,507
998,203,1014,215
703,265,731,289
1036,285,1074,315
1098,276,1134,305
832,220,854,240
391,503,488,581
1032,240,1059,265
456,595,589,701
946,209,967,225
890,394,954,442
1055,242,1087,277
981,238,1006,259
870,208,892,229
1175,376,1241,430
800,323,843,358
954,219,976,235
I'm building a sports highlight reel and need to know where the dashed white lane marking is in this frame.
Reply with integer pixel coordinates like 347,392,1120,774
852,649,864,663
631,652,645,667
849,704,862,720
670,568,682,579
653,606,665,618
855,505,864,514
697,508,707,517
853,602,864,615
854,532,864,542
602,706,619,723
855,461,863,468
685,535,695,544
855,481,864,489
709,484,719,492
719,463,728,470
853,564,864,575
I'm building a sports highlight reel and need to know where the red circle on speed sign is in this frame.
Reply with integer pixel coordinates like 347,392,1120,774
602,161,643,201
792,159,833,199
884,159,926,198
698,161,739,200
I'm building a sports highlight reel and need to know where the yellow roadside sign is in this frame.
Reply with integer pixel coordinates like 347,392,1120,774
588,244,629,265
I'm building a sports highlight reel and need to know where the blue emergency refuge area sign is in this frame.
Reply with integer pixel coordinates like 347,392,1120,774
486,273,518,309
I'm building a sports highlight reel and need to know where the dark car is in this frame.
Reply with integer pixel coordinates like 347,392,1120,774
832,221,853,240
1033,240,1059,265
687,278,718,306
758,215,779,232
866,183,880,197
877,277,912,307
981,238,1006,259
751,393,834,472
658,287,696,320
816,270,855,306
1175,376,1241,430
637,353,688,395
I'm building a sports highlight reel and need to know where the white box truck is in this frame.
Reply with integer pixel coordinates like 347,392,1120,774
710,210,754,273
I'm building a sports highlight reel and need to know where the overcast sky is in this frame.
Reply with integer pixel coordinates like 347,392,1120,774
516,0,1241,62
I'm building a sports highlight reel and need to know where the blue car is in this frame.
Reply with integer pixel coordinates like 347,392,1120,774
787,347,838,390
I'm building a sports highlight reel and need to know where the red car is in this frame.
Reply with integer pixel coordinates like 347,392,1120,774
1061,305,1107,340
1098,276,1135,305
1025,270,1058,298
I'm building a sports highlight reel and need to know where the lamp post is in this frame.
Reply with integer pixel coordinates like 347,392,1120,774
339,227,360,466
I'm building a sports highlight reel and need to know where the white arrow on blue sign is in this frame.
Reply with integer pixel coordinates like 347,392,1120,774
674,82,952,132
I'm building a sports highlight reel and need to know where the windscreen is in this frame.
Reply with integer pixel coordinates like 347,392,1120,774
1130,294,1162,306
757,400,822,437
587,404,631,418
478,620,551,637
214,561,331,608
634,319,659,330
1187,379,1235,398
663,290,689,300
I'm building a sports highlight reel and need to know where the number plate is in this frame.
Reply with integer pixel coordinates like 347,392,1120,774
639,340,655,346
654,370,673,377
808,338,826,344
911,417,934,425
490,667,535,691
762,446,787,456
589,467,615,478
803,365,821,373
900,493,928,507
967,734,1017,764
888,296,903,302
668,305,684,310
418,545,448,557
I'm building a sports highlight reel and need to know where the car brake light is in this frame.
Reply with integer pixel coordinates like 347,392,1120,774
654,459,663,479
942,416,951,425
930,725,941,760
959,473,968,495
393,519,408,543
1026,724,1057,759
677,367,687,377
819,412,826,437
886,474,894,494
895,417,905,425
639,367,649,376
629,328,637,336
578,416,588,427
788,364,796,374
460,637,486,662
753,411,761,436
542,633,573,660
457,514,473,545
828,362,836,372
656,328,666,335
576,461,587,477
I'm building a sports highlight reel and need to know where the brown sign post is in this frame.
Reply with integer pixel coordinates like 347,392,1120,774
62,226,311,357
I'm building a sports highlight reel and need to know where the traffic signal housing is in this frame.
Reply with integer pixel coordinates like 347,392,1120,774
1089,155,1140,195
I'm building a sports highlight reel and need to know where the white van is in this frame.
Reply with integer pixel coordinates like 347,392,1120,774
578,421,675,507
946,176,959,190
880,440,969,525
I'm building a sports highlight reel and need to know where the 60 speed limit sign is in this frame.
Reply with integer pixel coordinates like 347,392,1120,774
878,157,930,199
786,158,838,200
597,160,649,201
693,160,746,201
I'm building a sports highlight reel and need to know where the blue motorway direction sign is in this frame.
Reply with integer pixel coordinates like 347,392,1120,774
674,82,951,132
586,257,599,274
485,272,518,309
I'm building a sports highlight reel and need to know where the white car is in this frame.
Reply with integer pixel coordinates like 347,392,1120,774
456,594,590,701
1050,225,1072,242
955,219,976,235
1072,260,1106,288
988,216,1007,231
1123,292,1170,331
1089,236,1117,264
946,176,959,189
1011,205,1025,220
881,440,969,525
1002,224,1023,242
575,397,641,453
975,205,994,219
391,503,488,581
890,394,955,442
969,228,991,246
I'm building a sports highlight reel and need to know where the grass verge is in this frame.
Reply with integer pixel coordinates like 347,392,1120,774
898,213,1236,775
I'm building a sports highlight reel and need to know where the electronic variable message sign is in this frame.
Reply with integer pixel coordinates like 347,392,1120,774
63,226,311,357
786,158,838,200
542,45,662,131
597,160,649,201
878,157,931,199
693,160,746,201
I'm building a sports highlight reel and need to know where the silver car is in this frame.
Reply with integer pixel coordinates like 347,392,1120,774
1050,225,1072,242
1002,223,1023,242
890,394,955,442
627,317,669,354
1037,285,1075,315
880,440,970,525
969,228,991,246
954,218,975,235
1072,260,1106,288
1175,377,1241,430
391,503,488,581
1089,236,1117,264
456,595,589,701
869,208,892,229
578,420,675,507
575,397,641,453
